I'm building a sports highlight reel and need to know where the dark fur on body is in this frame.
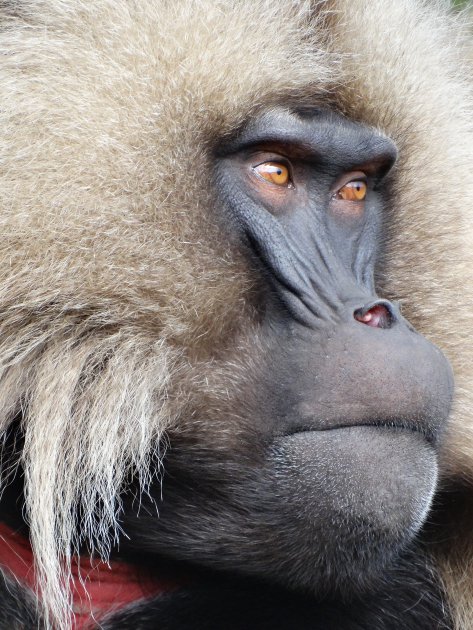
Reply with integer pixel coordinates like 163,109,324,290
0,573,42,630
0,553,452,630
100,561,451,630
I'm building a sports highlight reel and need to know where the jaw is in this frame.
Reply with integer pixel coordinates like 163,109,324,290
121,425,438,598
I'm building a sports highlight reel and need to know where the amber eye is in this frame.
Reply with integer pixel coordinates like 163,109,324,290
337,180,367,201
254,162,290,186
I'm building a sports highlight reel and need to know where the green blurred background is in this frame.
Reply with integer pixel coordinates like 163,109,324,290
452,0,472,9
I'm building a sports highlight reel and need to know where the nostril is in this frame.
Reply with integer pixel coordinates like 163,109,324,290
354,301,395,329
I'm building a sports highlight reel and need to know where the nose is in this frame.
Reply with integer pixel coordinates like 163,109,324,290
354,300,396,329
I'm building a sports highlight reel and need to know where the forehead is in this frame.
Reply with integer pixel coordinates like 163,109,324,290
220,108,397,172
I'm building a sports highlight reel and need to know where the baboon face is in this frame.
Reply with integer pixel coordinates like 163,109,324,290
122,108,453,597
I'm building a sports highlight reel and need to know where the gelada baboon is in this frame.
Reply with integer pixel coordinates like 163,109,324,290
0,0,472,628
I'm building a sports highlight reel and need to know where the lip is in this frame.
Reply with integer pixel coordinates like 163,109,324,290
286,418,438,447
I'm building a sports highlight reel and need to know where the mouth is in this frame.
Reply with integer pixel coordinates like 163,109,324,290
287,417,438,447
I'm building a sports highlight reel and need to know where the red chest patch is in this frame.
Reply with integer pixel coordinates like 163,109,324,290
0,522,175,628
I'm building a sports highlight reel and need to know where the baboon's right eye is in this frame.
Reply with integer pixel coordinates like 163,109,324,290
254,162,291,187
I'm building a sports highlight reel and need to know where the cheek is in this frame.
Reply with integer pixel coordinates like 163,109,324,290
329,198,365,219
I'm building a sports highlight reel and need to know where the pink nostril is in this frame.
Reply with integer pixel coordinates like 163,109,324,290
354,304,392,329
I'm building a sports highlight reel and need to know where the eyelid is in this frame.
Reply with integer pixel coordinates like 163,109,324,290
252,153,291,170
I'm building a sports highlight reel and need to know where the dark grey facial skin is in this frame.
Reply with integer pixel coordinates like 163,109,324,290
122,109,454,599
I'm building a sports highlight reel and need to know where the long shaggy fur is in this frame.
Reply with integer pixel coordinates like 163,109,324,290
0,0,472,628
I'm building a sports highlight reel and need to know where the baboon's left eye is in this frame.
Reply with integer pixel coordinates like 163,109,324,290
254,162,290,186
336,180,367,201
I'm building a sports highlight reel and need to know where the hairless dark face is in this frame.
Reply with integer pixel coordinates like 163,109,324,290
216,109,451,443
123,109,453,599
